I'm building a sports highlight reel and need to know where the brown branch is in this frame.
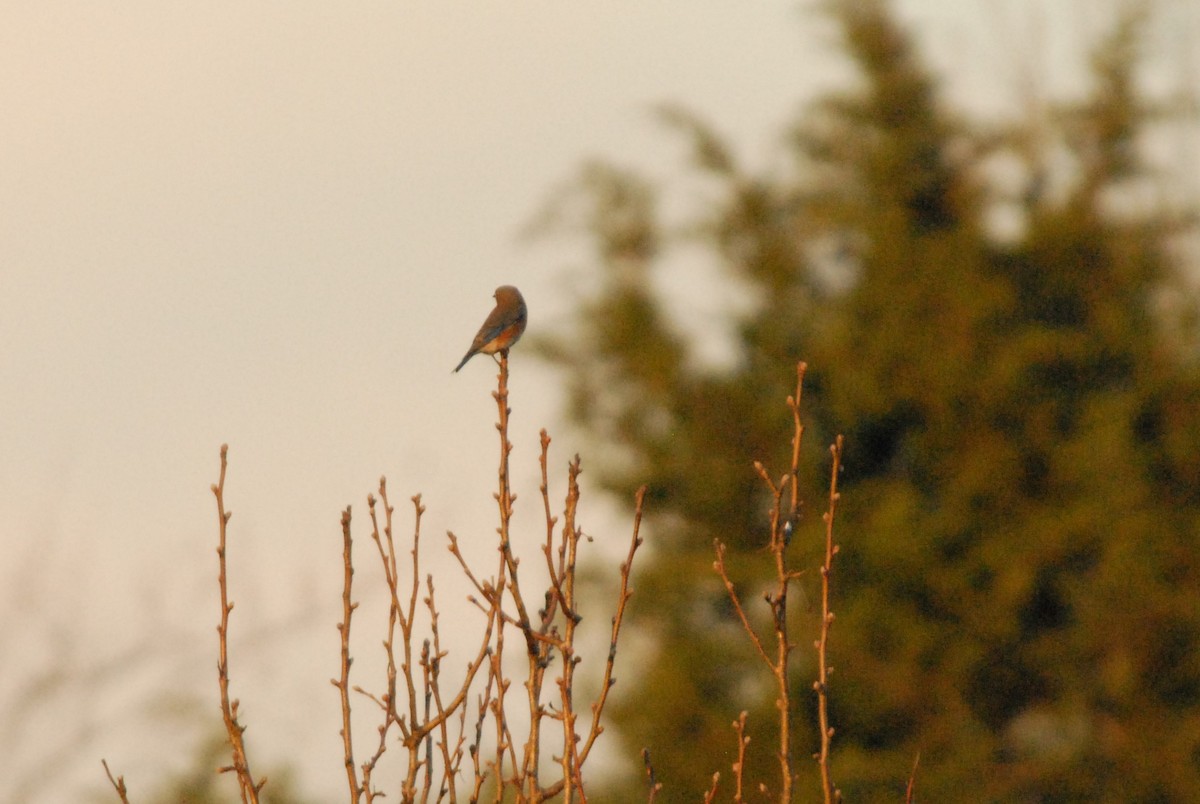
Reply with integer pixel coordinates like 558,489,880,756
486,646,519,801
814,434,844,804
111,327,662,804
489,351,518,802
212,444,264,804
424,573,463,803
555,456,585,802
468,665,496,801
731,711,750,804
418,639,435,802
786,362,808,535
712,362,826,802
493,352,535,653
393,548,497,782
480,607,567,649
357,479,498,802
441,545,519,797
641,749,662,803
905,752,921,804
332,506,361,803
404,554,498,741
301,340,650,802
576,485,647,771
445,532,493,603
713,541,774,670
758,362,820,802
359,488,402,802
538,430,567,632
405,497,425,714
101,759,130,803
496,354,553,802
397,491,428,802
767,478,794,803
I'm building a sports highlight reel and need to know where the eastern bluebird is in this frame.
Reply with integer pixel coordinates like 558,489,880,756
453,285,528,372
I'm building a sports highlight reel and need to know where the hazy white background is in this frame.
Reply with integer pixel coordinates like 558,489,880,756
2,2,1196,800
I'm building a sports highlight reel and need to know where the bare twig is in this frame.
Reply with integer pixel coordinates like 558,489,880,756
212,444,264,803
101,759,130,803
441,350,646,802
359,479,497,804
359,487,400,803
731,711,750,804
555,456,585,803
641,748,662,803
712,362,846,803
397,491,430,801
186,339,648,804
538,430,567,631
332,506,361,802
423,573,462,803
815,434,844,804
787,362,807,535
713,456,797,801
490,350,520,801
713,542,774,668
905,752,921,804
576,486,647,771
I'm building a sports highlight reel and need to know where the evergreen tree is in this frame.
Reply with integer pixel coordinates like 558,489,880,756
538,1,1200,800
126,731,312,804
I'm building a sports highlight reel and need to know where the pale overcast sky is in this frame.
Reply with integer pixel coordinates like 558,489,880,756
2,2,1196,801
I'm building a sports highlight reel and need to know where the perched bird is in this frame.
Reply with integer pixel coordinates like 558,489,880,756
453,285,528,372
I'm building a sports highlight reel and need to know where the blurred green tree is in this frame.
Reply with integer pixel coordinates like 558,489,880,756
535,0,1200,800
94,730,312,804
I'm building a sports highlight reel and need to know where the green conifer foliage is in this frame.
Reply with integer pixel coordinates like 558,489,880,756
538,2,1200,799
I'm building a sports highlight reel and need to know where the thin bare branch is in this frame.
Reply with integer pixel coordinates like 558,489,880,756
101,759,130,804
815,434,844,804
713,541,774,670
178,338,651,804
641,749,662,803
576,485,647,770
731,711,750,804
360,487,401,801
213,444,264,804
786,362,808,533
905,752,921,804
332,506,361,803
712,362,835,803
